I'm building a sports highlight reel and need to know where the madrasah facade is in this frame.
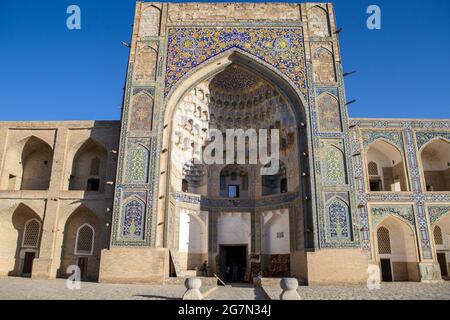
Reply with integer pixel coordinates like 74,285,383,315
0,2,449,285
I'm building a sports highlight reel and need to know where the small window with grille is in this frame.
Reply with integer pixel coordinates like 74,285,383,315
368,161,379,176
377,226,391,254
22,219,41,248
75,224,94,255
434,226,443,245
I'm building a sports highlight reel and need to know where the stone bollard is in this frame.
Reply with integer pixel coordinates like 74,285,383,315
182,277,203,300
279,278,301,300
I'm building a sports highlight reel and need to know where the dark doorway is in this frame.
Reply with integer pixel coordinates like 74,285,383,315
77,257,88,280
220,245,247,282
280,178,288,193
437,253,448,277
86,178,100,191
380,259,392,282
22,252,35,276
370,179,382,191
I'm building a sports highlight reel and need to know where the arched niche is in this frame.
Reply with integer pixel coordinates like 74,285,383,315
1,136,54,191
181,158,207,195
220,165,249,198
312,47,336,84
366,139,408,192
21,137,53,190
374,215,419,282
316,92,341,132
160,49,312,252
0,203,42,277
260,209,291,277
261,161,287,196
308,5,331,37
120,197,146,241
420,138,450,192
139,5,161,37
325,197,352,240
58,205,101,281
177,209,208,271
432,212,450,278
322,145,347,186
68,138,108,192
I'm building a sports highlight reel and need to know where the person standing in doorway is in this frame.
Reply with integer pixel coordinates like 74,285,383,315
200,260,208,276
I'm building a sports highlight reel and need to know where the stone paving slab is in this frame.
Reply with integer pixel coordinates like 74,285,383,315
1,277,450,300
0,277,201,300
207,284,267,300
262,282,450,300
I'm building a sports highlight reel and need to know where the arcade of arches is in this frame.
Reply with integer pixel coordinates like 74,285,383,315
0,121,118,281
0,2,449,285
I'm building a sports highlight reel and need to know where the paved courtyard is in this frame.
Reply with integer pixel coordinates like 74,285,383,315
265,282,450,300
0,277,449,300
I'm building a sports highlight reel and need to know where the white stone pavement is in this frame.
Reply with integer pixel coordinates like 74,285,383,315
0,277,449,300
263,282,450,300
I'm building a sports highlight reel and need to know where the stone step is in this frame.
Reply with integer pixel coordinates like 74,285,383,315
169,249,182,277
164,276,218,287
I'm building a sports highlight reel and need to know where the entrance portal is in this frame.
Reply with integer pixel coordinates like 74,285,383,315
220,245,247,283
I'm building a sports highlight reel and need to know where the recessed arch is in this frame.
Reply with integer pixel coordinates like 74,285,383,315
129,90,154,131
374,215,419,282
261,209,290,255
125,144,150,184
164,48,309,126
0,203,42,277
419,136,450,152
162,49,310,199
308,5,330,37
177,209,208,271
260,209,291,277
181,158,207,195
139,4,161,37
316,92,341,132
0,136,54,191
419,138,450,192
325,196,351,240
58,204,101,281
312,47,336,83
433,212,450,278
160,48,313,269
366,139,408,192
120,196,146,240
322,145,346,185
261,160,288,196
21,136,53,190
68,138,108,192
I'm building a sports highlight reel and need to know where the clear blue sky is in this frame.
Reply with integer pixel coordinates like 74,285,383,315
0,0,449,121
